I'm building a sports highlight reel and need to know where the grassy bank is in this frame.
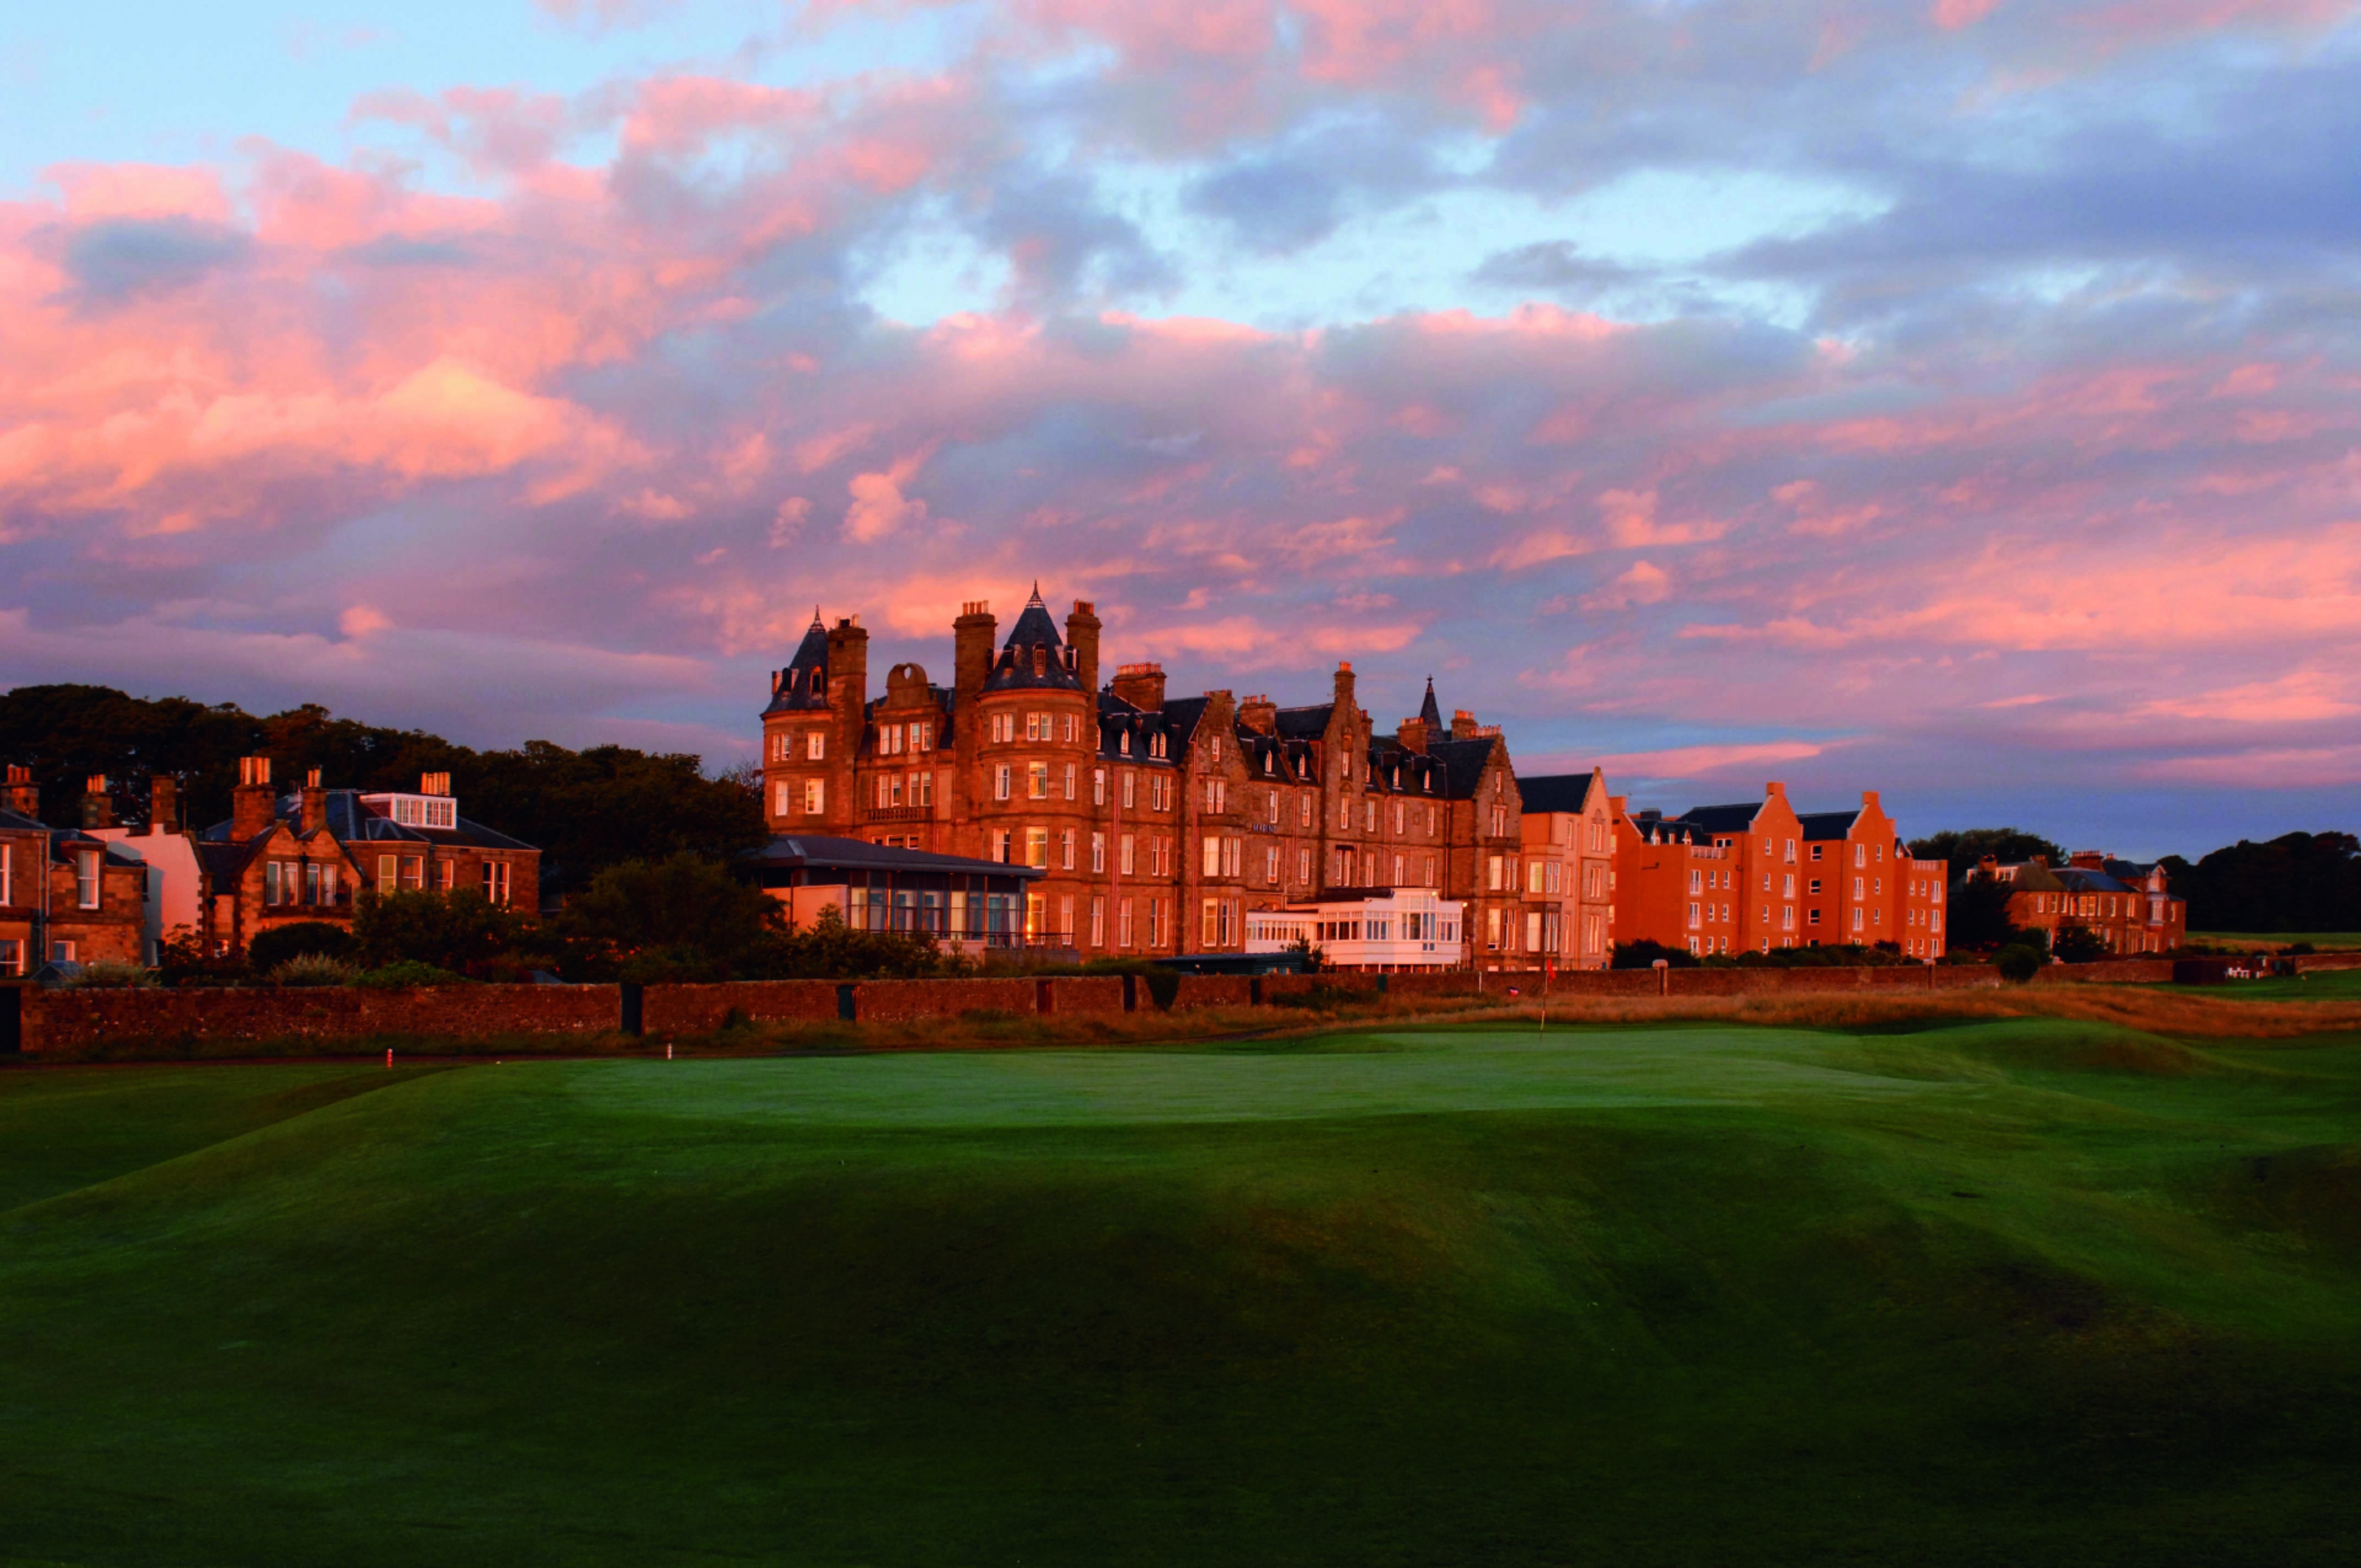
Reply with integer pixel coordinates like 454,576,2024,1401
4,1016,2360,1565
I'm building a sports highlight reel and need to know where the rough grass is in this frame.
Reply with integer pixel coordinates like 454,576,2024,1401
3,1018,2360,1566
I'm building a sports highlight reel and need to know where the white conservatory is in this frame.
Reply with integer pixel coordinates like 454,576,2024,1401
1244,887,1464,970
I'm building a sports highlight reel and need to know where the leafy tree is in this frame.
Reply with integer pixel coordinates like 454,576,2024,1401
2161,832,2361,933
0,684,764,891
557,854,784,973
2049,923,2109,964
354,888,528,975
1611,939,1698,970
1908,828,2068,882
1995,945,2046,983
1943,877,2024,952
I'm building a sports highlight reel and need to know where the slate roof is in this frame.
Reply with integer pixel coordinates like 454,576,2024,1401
1417,678,1442,731
197,791,537,856
1515,773,1597,815
1796,809,1862,841
2054,867,2134,895
981,587,1085,693
1097,691,1183,764
745,835,1041,880
1271,704,1335,741
1670,801,1763,835
1425,736,1498,800
0,811,145,867
1987,860,2067,891
764,616,833,714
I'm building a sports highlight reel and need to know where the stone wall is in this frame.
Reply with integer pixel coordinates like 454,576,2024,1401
15,950,2239,1056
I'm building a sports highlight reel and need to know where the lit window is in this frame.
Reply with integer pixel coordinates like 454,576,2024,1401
808,732,825,760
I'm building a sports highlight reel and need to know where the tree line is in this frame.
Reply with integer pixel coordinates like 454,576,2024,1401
0,684,766,896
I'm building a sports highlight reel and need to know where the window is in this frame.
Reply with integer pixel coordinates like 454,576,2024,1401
804,779,825,814
1121,834,1135,874
1299,849,1312,884
1487,855,1503,891
0,938,18,975
1222,838,1240,878
993,830,1012,864
992,713,1015,744
1065,763,1076,800
0,843,9,905
1093,768,1107,806
1061,830,1075,871
1425,854,1437,885
1487,907,1502,950
1029,763,1048,799
1783,873,1795,897
1811,843,1824,861
51,939,77,964
483,860,511,905
437,860,453,892
1527,912,1543,951
264,860,286,908
1121,730,1133,756
917,772,935,808
1366,799,1377,832
1062,715,1076,743
1092,832,1106,873
883,723,902,755
1060,894,1074,939
1265,845,1279,883
1428,806,1437,835
1855,843,1866,867
1026,829,1049,868
1853,907,1864,933
1853,877,1864,899
1808,879,1821,894
1120,899,1135,947
1203,835,1221,877
772,781,791,818
808,732,826,760
996,765,1012,801
1203,899,1220,945
1809,908,1822,926
403,857,424,891
1123,770,1136,809
1091,897,1105,947
1026,712,1045,742
914,721,933,752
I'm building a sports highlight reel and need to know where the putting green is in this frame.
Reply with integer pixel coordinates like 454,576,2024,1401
3,1020,2358,1566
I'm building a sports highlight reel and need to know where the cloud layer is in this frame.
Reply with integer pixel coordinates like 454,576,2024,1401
4,0,2358,854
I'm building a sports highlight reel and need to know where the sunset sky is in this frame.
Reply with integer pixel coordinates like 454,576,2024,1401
4,1,2357,856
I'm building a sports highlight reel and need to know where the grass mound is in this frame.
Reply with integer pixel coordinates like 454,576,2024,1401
3,1021,2359,1566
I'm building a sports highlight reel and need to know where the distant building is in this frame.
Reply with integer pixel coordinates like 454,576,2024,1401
743,833,1043,956
758,590,1535,965
1611,783,1948,960
185,760,540,960
1977,852,2185,954
1514,768,1617,969
0,767,151,972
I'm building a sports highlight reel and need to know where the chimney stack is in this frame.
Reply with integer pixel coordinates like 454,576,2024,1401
421,772,451,796
148,775,180,835
1451,708,1479,742
1239,694,1278,734
1332,660,1356,715
80,775,114,830
953,601,997,713
2,764,35,819
1110,661,1166,711
298,769,329,835
1065,599,1101,697
232,756,277,840
827,616,870,772
1766,781,1787,799
1397,716,1428,753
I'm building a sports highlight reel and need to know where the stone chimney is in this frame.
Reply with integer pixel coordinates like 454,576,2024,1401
1110,661,1166,711
1766,781,1787,801
1065,599,1101,697
1862,789,1881,812
1332,660,1356,715
1239,694,1278,735
2,765,36,819
80,775,114,830
954,601,997,712
1451,708,1480,742
232,756,277,840
148,775,180,835
300,769,329,835
1397,715,1429,753
421,771,451,795
827,615,870,764
2069,850,2107,871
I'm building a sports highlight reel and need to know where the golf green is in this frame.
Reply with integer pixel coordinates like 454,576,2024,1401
4,1019,2358,1566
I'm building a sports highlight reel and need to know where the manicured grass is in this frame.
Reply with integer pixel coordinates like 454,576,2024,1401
4,1020,2359,1566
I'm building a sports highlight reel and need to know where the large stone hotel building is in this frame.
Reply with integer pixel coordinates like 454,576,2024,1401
758,587,2186,966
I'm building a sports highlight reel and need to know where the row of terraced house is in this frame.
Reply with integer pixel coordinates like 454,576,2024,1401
750,588,2188,969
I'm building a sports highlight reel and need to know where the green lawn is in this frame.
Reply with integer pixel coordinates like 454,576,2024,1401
4,1020,2359,1567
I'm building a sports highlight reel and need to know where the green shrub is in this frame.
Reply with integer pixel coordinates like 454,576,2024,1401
1611,939,1698,970
353,960,470,989
1995,945,2046,983
246,921,354,974
62,961,157,989
269,953,356,987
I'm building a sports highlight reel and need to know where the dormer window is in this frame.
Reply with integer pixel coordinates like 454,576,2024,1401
1120,730,1132,756
1033,645,1048,677
362,793,459,830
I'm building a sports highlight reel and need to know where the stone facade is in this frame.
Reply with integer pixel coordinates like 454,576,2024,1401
0,767,152,973
758,590,1539,962
190,760,541,960
1978,852,2188,955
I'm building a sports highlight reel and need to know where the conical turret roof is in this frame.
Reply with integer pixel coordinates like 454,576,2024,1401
765,612,834,713
984,583,1084,692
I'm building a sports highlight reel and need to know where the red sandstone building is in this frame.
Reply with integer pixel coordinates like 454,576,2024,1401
759,590,1541,961
1977,852,2186,954
0,767,151,973
1609,783,1949,959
